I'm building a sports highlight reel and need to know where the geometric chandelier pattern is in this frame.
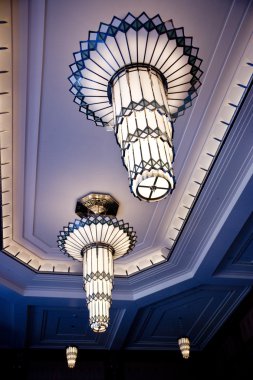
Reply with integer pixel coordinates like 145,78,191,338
69,12,203,202
58,193,137,333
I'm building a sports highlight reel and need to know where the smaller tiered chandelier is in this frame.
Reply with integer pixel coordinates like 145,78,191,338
178,337,190,359
66,346,78,368
58,193,137,333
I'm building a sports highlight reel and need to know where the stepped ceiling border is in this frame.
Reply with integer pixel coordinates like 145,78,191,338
0,0,252,278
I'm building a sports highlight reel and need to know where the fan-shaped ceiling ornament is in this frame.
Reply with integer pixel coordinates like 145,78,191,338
69,12,203,202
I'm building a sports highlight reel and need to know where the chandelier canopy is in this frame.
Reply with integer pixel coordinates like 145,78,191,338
69,12,203,202
58,193,137,333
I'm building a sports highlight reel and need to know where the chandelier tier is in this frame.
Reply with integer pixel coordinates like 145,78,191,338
110,64,174,201
58,193,137,333
69,12,203,202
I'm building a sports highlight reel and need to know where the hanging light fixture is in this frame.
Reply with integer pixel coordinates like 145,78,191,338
178,337,190,359
69,12,203,202
66,346,78,368
58,193,137,333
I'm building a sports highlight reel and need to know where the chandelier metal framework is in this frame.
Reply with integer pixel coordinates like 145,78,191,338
58,193,137,333
69,12,203,202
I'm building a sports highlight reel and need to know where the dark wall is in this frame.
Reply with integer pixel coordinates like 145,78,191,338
3,287,253,380
2,349,206,380
2,346,252,380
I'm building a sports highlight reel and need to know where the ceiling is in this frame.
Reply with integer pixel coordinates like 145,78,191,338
0,0,253,355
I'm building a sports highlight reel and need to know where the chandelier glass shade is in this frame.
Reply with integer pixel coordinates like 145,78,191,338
69,12,202,202
58,193,137,333
178,337,190,359
82,243,114,332
111,65,174,201
66,346,78,368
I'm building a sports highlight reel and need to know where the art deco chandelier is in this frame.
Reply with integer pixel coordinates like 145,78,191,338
58,193,137,333
66,346,78,368
178,337,190,359
69,12,203,202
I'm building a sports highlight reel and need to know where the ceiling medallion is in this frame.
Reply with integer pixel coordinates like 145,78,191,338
69,12,203,202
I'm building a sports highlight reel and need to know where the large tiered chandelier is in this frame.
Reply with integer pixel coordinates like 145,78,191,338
69,12,202,202
58,193,137,333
